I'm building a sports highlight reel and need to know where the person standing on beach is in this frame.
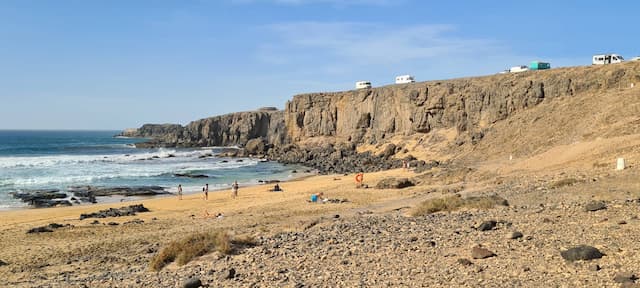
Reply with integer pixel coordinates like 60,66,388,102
204,183,209,200
177,184,183,200
232,181,239,199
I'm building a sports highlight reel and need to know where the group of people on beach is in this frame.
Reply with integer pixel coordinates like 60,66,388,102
176,180,239,200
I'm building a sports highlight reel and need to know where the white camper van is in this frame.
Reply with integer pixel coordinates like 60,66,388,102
592,54,624,65
355,81,372,89
395,75,415,84
509,65,529,73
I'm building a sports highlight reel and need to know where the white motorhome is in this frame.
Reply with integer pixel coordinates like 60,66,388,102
509,65,529,73
355,81,372,89
395,75,415,84
592,54,624,65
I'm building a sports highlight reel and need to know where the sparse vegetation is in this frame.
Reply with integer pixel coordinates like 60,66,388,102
150,230,256,271
549,178,580,189
411,194,508,217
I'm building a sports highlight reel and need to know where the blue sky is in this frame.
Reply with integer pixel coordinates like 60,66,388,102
1,0,638,130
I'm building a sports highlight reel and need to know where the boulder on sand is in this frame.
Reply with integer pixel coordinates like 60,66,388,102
375,177,415,189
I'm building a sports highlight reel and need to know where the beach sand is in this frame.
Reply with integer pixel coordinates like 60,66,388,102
1,153,640,287
0,168,429,286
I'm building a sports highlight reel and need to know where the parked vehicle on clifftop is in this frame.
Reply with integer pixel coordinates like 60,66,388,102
509,65,529,73
395,75,415,84
355,81,372,89
592,54,624,65
529,61,550,70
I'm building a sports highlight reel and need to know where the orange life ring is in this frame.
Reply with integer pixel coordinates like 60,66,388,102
355,173,363,183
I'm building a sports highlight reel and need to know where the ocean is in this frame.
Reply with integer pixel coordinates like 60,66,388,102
0,130,304,209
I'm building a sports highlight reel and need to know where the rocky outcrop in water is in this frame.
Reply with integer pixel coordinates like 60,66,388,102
10,189,71,208
69,186,169,198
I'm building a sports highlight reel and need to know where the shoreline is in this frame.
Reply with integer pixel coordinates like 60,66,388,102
0,167,316,212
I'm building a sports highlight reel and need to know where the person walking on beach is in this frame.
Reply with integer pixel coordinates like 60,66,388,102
177,184,183,200
204,183,209,200
232,181,239,199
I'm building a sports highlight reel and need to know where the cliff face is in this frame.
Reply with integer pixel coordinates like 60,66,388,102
180,110,286,147
285,63,640,145
125,62,640,150
123,110,285,148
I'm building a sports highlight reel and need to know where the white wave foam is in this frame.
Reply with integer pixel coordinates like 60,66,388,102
0,148,220,169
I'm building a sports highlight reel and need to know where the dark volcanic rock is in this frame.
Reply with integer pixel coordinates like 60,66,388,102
27,227,53,234
477,220,497,231
27,223,72,234
79,204,150,220
183,277,202,288
174,173,209,178
375,177,415,189
70,186,169,197
10,189,69,208
0,259,7,266
509,231,524,239
560,245,604,261
471,247,496,259
585,201,607,212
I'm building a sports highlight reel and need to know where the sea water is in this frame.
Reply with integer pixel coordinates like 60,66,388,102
0,130,304,209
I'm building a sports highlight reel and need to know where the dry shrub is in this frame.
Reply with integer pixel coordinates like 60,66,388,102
150,230,234,271
411,196,464,216
411,194,508,217
549,178,579,189
231,235,257,247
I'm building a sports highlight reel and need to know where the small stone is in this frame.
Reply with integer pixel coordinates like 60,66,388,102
91,220,100,225
614,273,638,283
107,222,119,226
222,268,236,280
334,214,340,219
457,258,473,266
509,231,524,239
26,226,53,234
560,245,604,261
0,260,7,266
589,264,601,271
408,236,418,242
477,220,497,231
618,220,627,225
182,277,202,288
585,201,607,212
471,247,496,259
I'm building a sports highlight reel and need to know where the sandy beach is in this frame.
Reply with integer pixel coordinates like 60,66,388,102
2,149,640,287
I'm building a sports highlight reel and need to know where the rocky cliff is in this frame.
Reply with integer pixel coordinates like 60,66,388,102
285,62,640,146
122,108,285,148
124,62,640,153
